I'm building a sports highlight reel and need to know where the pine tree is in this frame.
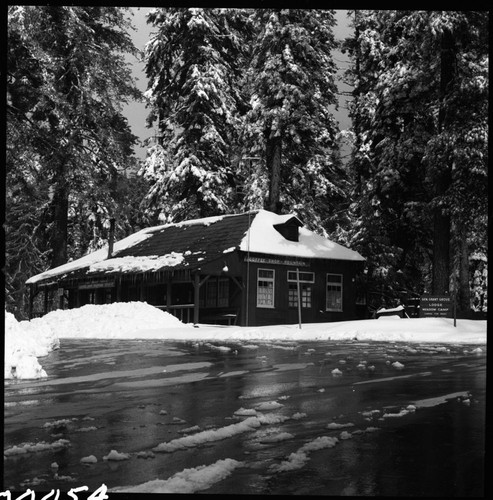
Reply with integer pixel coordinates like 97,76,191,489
7,6,142,318
343,10,488,310
141,8,250,222
241,9,344,232
8,6,141,263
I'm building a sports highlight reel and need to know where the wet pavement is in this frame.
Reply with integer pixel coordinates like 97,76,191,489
3,337,486,496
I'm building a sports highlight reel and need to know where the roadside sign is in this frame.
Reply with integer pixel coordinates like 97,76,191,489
419,294,453,318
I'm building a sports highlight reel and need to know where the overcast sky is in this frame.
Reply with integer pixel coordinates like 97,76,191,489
122,8,353,161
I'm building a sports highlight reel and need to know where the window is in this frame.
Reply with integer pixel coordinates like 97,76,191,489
287,271,314,308
203,277,230,308
326,274,343,311
218,278,229,307
206,279,218,308
257,269,275,308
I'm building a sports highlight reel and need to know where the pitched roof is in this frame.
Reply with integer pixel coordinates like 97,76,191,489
26,210,364,285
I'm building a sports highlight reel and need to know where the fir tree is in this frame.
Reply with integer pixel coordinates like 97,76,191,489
7,6,142,318
343,10,488,310
141,8,250,222
241,9,344,232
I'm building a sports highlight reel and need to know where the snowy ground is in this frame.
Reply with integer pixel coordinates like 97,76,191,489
4,301,487,495
5,301,486,381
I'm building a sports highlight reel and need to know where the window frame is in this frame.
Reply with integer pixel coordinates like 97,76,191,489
201,277,230,308
287,271,314,309
287,271,315,283
257,268,275,308
326,273,343,312
205,278,218,308
217,277,229,307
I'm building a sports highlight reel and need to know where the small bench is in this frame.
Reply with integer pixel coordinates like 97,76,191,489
201,312,238,326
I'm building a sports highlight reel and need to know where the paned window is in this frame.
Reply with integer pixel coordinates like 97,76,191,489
257,269,275,308
203,277,230,308
326,274,343,311
218,278,229,307
287,271,314,308
206,279,218,308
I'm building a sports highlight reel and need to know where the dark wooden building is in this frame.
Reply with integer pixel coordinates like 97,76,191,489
26,210,366,326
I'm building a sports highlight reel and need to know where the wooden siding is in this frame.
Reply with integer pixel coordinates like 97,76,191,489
240,252,364,326
33,248,365,326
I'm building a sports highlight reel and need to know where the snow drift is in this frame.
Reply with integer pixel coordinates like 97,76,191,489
4,302,190,380
4,311,59,380
4,301,486,381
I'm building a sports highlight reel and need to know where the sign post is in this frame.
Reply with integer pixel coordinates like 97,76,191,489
453,290,457,327
296,268,302,329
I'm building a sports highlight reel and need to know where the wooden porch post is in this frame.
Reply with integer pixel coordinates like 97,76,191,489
59,288,64,310
116,275,122,302
193,273,200,326
296,268,302,329
140,276,145,301
28,285,34,320
166,281,172,308
43,286,49,315
193,274,211,326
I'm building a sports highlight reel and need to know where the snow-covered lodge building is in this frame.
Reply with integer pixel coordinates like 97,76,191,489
26,210,366,326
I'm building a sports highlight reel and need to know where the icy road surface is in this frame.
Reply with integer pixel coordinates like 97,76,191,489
4,338,485,495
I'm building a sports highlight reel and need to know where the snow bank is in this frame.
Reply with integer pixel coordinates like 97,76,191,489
184,317,486,344
153,416,262,453
4,302,191,380
4,439,70,457
4,312,59,380
258,432,294,443
22,301,192,340
112,458,243,494
270,435,339,472
103,450,131,461
5,302,486,380
327,422,355,429
153,413,290,453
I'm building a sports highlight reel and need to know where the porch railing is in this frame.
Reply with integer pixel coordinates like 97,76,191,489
155,304,194,324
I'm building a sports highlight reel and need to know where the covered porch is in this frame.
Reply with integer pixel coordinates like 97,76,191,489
29,267,244,326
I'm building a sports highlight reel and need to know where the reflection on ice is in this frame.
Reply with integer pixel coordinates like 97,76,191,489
412,391,471,409
112,372,210,389
353,371,432,386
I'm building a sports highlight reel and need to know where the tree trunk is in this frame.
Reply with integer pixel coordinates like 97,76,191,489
266,134,282,213
431,209,450,295
431,27,455,295
458,227,470,312
50,166,69,268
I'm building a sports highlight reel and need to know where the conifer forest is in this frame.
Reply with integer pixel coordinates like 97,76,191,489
6,7,488,320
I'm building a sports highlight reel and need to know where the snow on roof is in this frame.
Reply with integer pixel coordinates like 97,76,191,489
26,209,364,285
241,210,365,261
26,226,163,285
88,253,185,274
273,212,301,225
173,215,226,227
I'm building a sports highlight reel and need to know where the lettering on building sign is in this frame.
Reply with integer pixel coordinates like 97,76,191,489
419,295,453,318
78,280,114,290
244,256,309,267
